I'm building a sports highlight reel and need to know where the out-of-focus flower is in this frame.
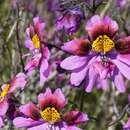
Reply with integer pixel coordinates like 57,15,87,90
13,88,89,130
116,0,127,8
61,15,130,93
47,0,59,12
123,118,130,130
56,8,85,34
0,73,27,128
24,16,50,85
11,0,37,14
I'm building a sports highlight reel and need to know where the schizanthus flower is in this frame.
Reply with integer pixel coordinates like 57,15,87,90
13,88,89,130
25,16,50,85
61,15,130,93
56,8,84,34
0,73,27,128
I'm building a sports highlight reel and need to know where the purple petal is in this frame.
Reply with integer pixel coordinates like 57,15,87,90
123,117,130,129
42,47,50,60
25,37,34,51
61,38,91,55
86,15,118,39
33,17,46,40
85,66,97,93
100,79,109,90
0,99,8,116
38,88,52,108
13,117,42,128
70,66,88,86
9,72,27,92
0,117,3,128
53,88,67,108
39,59,50,85
38,88,52,103
19,102,40,120
112,59,130,79
64,110,89,125
117,54,130,66
61,56,87,71
113,68,126,93
25,53,41,72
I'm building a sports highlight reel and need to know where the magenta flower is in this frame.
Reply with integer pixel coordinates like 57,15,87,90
24,16,50,85
56,8,84,34
0,72,27,128
116,0,127,8
13,88,89,130
61,15,130,93
123,117,130,130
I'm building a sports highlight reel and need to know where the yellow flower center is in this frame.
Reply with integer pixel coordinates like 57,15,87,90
32,34,40,49
40,107,61,124
0,84,10,97
92,35,115,53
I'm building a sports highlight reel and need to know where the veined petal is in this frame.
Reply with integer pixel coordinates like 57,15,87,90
39,59,50,86
86,15,118,40
85,65,97,93
53,88,67,109
19,102,40,120
13,117,42,128
70,65,88,86
112,67,126,93
112,59,130,80
61,56,87,71
63,110,89,125
33,16,46,40
28,123,49,130
38,88,66,110
117,54,130,66
62,38,91,56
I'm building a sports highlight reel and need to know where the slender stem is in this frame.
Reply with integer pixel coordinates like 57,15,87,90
8,120,14,130
16,5,25,71
80,89,85,111
47,42,72,55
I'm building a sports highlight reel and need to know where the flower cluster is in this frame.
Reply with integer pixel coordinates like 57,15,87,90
1,1,130,129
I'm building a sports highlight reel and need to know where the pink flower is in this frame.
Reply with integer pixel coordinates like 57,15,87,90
123,118,130,130
24,16,50,85
56,8,84,34
61,15,130,93
0,73,27,127
13,88,89,130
